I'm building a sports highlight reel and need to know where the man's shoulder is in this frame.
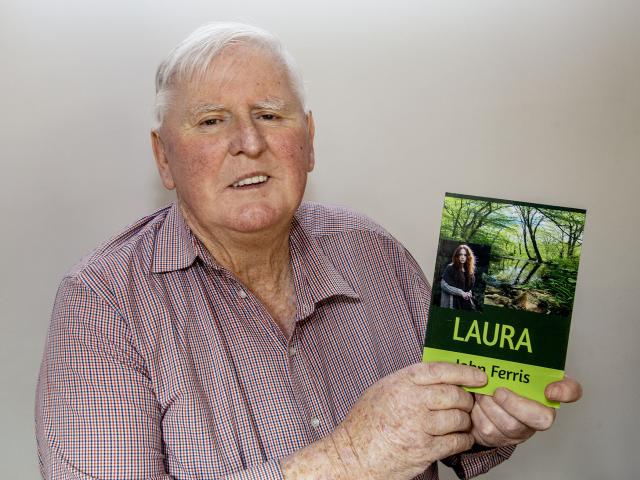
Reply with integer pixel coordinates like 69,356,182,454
66,204,173,282
295,201,431,292
294,201,426,276
296,201,395,241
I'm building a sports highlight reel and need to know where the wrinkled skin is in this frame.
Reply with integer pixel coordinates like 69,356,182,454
281,366,582,480
471,377,582,447
334,362,484,479
282,362,486,480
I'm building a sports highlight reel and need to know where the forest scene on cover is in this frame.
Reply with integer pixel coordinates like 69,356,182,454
439,194,586,316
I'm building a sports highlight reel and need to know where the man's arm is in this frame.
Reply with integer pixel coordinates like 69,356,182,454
36,276,167,478
280,362,488,480
36,276,486,480
36,276,282,480
37,268,580,480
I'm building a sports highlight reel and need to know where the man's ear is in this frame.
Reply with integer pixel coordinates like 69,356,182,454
306,111,315,173
151,129,176,190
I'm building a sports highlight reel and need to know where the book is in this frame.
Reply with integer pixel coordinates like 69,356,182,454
422,193,586,407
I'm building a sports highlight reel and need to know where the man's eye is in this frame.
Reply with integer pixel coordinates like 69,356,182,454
259,113,278,120
201,118,222,126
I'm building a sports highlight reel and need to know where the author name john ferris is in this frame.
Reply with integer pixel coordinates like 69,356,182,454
456,357,531,383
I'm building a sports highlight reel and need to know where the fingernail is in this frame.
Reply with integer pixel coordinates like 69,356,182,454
494,388,507,403
547,385,559,399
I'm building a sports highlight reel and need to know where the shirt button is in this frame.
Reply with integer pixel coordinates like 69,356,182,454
288,345,297,356
310,416,320,428
237,289,248,299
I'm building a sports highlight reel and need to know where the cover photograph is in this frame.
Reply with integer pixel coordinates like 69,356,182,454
423,193,587,407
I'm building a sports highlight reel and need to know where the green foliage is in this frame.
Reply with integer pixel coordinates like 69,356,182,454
532,263,579,315
440,196,586,315
441,197,512,247
441,197,585,265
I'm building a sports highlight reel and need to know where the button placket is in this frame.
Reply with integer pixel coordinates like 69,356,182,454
286,332,313,437
294,325,336,439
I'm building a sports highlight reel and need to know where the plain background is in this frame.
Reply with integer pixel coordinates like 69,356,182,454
2,0,638,478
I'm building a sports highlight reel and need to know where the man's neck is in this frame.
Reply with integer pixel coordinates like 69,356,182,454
181,206,297,337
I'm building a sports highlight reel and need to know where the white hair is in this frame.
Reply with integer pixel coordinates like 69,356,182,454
153,22,307,130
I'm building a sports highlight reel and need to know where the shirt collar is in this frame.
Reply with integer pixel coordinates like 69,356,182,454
152,202,199,273
152,202,360,312
289,212,359,320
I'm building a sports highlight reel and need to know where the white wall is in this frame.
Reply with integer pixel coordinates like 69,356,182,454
2,1,638,478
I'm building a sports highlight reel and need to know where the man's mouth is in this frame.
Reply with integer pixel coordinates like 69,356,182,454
230,175,269,188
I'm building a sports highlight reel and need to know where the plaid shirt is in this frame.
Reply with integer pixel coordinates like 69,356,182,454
36,201,514,479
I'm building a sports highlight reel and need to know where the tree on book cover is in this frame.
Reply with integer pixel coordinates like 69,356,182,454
423,193,586,407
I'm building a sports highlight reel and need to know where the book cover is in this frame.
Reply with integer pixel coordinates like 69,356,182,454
422,193,586,407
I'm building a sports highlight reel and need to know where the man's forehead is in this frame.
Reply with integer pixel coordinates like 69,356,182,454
164,44,304,120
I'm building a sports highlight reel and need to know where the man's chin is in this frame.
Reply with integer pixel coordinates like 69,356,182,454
228,204,292,236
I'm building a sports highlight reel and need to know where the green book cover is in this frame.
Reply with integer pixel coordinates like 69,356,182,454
422,193,586,408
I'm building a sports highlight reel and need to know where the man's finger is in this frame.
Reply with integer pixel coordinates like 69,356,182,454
545,376,582,403
429,433,476,462
420,384,475,412
407,362,487,388
425,409,472,436
493,388,555,431
475,393,533,440
471,399,514,447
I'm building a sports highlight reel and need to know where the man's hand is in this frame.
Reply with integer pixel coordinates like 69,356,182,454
471,376,583,447
328,362,487,480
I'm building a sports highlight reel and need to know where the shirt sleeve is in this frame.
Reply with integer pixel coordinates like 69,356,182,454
226,461,283,480
35,275,172,479
441,445,516,479
35,276,286,480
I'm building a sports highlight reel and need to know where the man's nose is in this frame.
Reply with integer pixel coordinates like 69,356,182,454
228,118,267,157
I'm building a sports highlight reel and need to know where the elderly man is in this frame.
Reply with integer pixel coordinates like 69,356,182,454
36,23,581,479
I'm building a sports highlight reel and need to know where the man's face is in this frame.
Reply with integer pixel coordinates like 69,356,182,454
152,44,315,239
